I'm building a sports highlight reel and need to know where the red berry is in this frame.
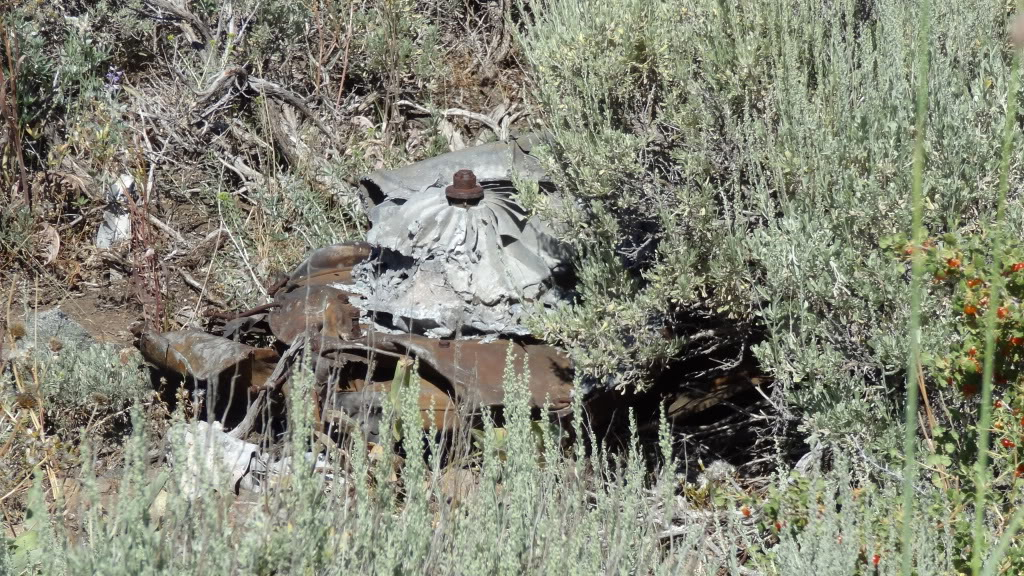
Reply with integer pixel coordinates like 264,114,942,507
1013,262,1024,273
872,554,881,566
1002,438,1016,449
774,521,783,532
1012,337,1024,347
1016,464,1024,478
948,258,961,269
968,347,978,357
741,506,751,517
999,307,1010,319
964,304,979,316
996,400,1004,409
968,278,983,288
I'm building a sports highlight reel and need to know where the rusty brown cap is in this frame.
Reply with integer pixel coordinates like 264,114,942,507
445,169,484,203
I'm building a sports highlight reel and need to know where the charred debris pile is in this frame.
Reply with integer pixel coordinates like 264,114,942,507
134,135,765,460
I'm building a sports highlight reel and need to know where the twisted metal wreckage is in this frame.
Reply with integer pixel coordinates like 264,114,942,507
135,135,755,442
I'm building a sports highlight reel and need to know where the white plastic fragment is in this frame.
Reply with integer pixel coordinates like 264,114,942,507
166,421,337,498
167,420,266,498
95,174,134,249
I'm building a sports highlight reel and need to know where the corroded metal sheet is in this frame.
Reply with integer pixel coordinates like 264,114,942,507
137,330,279,393
274,242,373,293
132,140,756,443
369,334,573,411
268,284,363,345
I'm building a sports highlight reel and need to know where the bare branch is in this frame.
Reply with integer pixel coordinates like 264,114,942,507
395,100,505,140
148,214,187,244
143,0,215,45
178,268,228,309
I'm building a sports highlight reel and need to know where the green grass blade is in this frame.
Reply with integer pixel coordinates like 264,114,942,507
981,505,1024,576
971,17,1023,576
901,0,932,573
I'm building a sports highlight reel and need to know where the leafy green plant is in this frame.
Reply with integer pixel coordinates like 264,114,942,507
875,232,1024,573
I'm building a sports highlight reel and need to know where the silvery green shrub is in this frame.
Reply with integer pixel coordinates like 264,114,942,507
3,352,975,575
518,0,1024,443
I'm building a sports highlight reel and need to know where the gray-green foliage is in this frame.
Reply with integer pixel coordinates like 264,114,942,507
3,351,978,575
3,1,142,169
0,208,37,269
35,345,148,410
760,464,960,575
2,342,150,432
11,353,711,575
519,0,1024,438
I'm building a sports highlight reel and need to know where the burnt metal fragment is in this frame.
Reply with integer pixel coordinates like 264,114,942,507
353,136,572,338
132,138,757,446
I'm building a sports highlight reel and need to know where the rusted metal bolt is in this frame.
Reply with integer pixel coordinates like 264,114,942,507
445,169,484,206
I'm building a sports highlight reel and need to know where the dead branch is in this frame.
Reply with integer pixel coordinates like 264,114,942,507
143,0,215,45
148,214,187,244
333,0,357,108
227,337,307,439
488,0,514,66
395,100,504,140
265,100,303,168
0,28,29,210
217,155,265,185
178,268,228,309
194,66,249,114
194,67,338,147
249,76,337,144
226,389,267,440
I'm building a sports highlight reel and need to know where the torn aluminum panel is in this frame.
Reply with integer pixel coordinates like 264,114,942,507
358,133,548,209
313,332,575,414
352,134,572,338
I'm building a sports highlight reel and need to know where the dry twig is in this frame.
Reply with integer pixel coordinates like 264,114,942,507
143,0,215,45
396,100,505,140
178,268,228,309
